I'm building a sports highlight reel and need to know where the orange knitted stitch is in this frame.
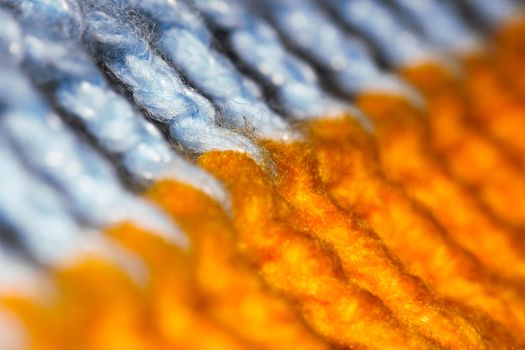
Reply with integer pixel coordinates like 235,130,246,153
261,140,486,349
493,18,525,103
145,179,329,350
198,150,439,350
357,90,525,284
105,223,249,350
301,115,525,344
463,54,525,175
3,259,162,350
396,63,525,228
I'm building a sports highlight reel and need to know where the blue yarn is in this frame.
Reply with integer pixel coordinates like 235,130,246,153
390,0,481,53
1,0,84,41
136,0,295,142
0,137,85,266
0,135,147,284
0,2,229,208
324,0,440,68
0,63,186,248
460,0,522,27
78,0,264,164
0,248,45,298
0,9,23,65
192,0,351,121
258,0,420,105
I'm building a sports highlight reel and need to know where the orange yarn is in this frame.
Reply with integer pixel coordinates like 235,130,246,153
145,180,329,350
357,90,525,283
302,115,525,345
198,150,438,350
463,53,525,172
3,258,163,350
261,140,487,349
400,63,525,229
493,18,525,103
105,223,249,350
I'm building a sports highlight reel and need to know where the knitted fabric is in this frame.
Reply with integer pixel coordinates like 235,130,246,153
1,0,525,349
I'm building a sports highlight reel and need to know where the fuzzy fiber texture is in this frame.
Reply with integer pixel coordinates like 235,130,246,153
1,0,525,349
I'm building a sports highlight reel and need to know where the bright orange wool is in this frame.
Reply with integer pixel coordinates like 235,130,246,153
302,116,525,345
493,18,525,103
144,180,329,350
198,151,439,350
398,63,525,229
462,53,525,172
105,224,248,350
3,259,162,350
357,90,525,284
210,145,484,350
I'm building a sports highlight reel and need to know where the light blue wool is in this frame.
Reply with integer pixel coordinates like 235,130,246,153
136,0,296,142
0,137,146,281
1,0,83,41
0,138,86,266
78,0,264,164
0,244,44,292
0,140,148,288
192,0,352,122
0,245,43,291
258,0,420,106
0,2,230,208
460,0,522,27
0,243,48,298
324,0,440,68
390,0,481,54
0,9,23,65
0,63,187,249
